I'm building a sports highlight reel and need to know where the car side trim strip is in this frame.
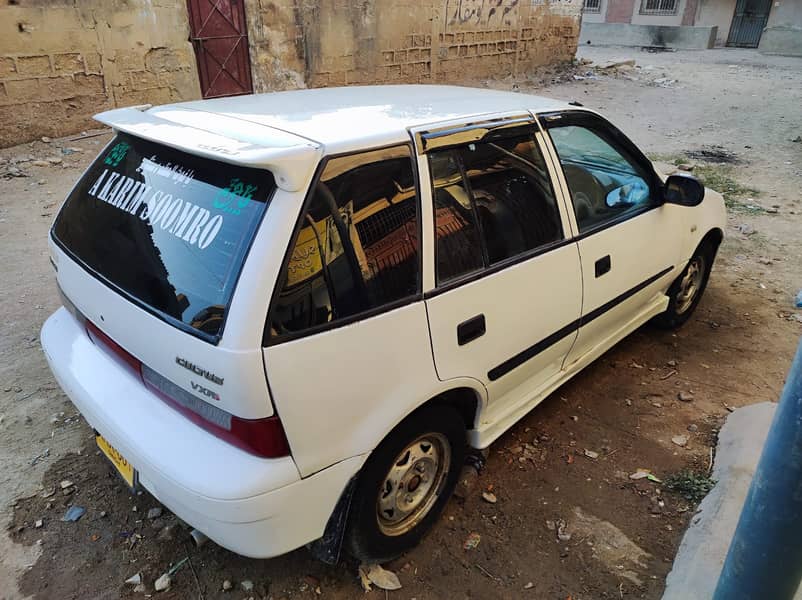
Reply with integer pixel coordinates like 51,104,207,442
487,266,673,382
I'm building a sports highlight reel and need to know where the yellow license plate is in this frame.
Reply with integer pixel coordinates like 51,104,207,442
96,434,137,489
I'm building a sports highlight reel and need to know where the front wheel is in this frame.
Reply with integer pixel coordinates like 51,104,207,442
344,405,466,563
653,242,715,329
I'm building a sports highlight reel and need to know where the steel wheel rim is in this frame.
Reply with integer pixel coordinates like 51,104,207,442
676,256,705,315
376,433,451,537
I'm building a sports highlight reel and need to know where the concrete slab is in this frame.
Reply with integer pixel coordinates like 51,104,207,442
579,23,717,50
663,402,802,600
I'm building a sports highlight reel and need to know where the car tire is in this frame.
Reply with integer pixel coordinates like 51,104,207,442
344,405,466,563
653,241,715,329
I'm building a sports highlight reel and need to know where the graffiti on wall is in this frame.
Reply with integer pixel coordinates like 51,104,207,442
446,0,521,28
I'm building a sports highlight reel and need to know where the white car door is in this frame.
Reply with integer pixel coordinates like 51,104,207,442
539,111,684,369
417,117,582,441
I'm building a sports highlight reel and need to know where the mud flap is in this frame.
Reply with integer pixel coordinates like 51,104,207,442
307,475,358,564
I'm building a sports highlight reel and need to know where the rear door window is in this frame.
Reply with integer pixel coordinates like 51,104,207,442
53,133,275,340
429,129,563,284
268,145,420,340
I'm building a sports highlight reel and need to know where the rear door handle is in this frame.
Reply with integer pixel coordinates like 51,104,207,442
457,314,486,346
595,255,611,278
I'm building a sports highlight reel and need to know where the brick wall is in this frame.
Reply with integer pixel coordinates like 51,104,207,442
0,1,200,148
245,0,583,91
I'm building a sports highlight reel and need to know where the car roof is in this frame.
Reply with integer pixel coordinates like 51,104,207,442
95,85,577,191
148,85,573,152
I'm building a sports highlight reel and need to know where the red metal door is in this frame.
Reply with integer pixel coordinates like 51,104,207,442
186,0,253,98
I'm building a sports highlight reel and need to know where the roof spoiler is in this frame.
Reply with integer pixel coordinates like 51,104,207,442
94,106,321,192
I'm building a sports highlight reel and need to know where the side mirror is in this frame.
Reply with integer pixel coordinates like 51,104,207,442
664,173,705,207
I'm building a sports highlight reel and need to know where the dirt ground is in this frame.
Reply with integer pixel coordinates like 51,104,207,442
1,46,800,600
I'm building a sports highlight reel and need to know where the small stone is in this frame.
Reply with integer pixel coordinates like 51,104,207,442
570,415,579,422
687,424,699,432
222,579,232,591
154,573,170,592
41,136,52,143
158,523,177,540
667,359,678,367
59,480,74,489
524,582,534,589
126,573,142,586
241,580,254,592
134,583,146,593
584,449,599,460
482,491,497,504
31,160,50,168
100,511,107,518
46,157,62,165
147,507,163,520
34,519,43,528
556,520,572,542
545,520,556,530
678,391,694,402
672,435,688,447
737,223,756,236
766,207,779,214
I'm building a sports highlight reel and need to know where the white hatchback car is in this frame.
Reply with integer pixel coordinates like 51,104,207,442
42,85,725,563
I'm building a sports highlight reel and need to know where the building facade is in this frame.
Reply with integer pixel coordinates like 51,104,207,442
580,0,802,54
0,0,584,148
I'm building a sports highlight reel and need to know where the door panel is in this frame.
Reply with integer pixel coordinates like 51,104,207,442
419,122,582,420
567,208,679,366
541,111,682,366
426,243,582,399
186,0,253,98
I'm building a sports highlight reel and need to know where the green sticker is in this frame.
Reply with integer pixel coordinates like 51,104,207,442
104,142,130,167
213,178,258,215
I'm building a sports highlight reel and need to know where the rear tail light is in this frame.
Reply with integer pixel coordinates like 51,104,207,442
142,365,290,458
63,287,289,458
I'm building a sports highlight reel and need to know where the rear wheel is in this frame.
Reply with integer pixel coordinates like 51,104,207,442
654,242,714,329
344,405,465,563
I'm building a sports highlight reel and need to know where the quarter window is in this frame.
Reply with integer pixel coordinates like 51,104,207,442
548,124,655,233
430,130,563,284
269,146,419,338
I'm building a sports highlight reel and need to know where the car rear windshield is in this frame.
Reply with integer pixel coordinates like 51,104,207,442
53,133,275,341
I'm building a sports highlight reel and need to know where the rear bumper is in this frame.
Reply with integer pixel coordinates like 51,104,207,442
41,307,366,558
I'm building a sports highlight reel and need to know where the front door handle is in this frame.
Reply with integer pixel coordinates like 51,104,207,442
457,314,486,346
595,255,611,278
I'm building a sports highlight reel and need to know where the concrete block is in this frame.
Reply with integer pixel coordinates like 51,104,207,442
579,22,717,50
53,53,85,74
15,54,52,76
74,73,105,96
39,75,76,99
114,49,145,72
759,26,802,57
4,78,39,102
129,70,160,89
0,57,17,79
663,403,802,600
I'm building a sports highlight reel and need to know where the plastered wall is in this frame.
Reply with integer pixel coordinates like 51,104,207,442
0,0,200,148
245,0,583,92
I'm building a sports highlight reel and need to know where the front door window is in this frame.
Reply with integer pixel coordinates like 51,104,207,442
547,123,655,233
